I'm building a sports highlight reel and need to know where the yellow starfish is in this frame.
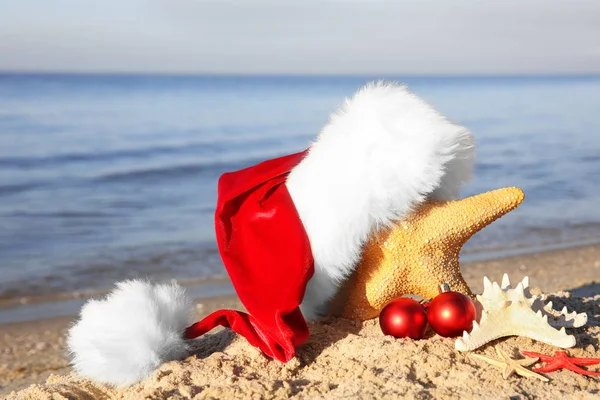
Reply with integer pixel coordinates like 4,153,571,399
471,347,549,382
342,187,524,320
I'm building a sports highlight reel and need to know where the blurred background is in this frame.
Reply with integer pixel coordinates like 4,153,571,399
1,0,599,319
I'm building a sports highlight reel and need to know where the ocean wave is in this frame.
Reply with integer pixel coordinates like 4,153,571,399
0,182,45,196
0,143,214,169
7,210,120,219
0,131,310,170
0,244,225,300
92,149,301,183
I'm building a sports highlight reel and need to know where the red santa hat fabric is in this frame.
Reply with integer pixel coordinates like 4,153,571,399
184,149,312,362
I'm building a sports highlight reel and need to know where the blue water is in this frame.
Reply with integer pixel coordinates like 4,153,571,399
1,73,600,303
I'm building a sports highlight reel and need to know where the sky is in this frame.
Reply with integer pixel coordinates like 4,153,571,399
1,0,599,75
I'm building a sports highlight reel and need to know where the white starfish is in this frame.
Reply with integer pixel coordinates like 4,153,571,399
493,274,587,328
455,274,584,352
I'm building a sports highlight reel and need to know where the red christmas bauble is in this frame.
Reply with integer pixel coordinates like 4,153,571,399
426,291,476,337
379,298,428,339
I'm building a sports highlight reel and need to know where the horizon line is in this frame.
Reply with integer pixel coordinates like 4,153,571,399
1,70,600,79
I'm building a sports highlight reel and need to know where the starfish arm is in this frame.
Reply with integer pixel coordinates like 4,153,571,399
496,348,509,359
570,357,600,366
457,303,576,352
521,351,557,363
533,360,565,373
517,358,540,367
471,353,506,369
423,188,525,249
563,363,600,377
502,366,514,380
514,366,550,382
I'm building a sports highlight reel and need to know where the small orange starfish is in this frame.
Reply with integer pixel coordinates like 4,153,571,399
522,351,600,377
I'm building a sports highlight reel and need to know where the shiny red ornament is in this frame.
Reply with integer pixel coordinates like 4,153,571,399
379,298,428,339
426,290,476,337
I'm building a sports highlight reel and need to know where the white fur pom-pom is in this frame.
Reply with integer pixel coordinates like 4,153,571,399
67,280,193,386
289,81,475,319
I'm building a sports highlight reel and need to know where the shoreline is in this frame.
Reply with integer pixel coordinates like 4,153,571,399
2,239,599,326
2,243,600,397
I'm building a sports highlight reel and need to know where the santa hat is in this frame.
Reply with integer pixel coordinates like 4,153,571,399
67,81,474,386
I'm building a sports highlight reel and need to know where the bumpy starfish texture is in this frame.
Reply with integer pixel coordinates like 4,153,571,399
495,274,587,328
522,350,600,377
455,275,580,351
342,187,525,320
471,347,549,382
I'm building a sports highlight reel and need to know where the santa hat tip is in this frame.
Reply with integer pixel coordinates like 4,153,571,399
67,280,193,386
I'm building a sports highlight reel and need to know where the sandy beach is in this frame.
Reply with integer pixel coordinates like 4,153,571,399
2,244,600,399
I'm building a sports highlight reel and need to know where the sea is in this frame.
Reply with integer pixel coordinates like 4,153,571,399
1,73,599,322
